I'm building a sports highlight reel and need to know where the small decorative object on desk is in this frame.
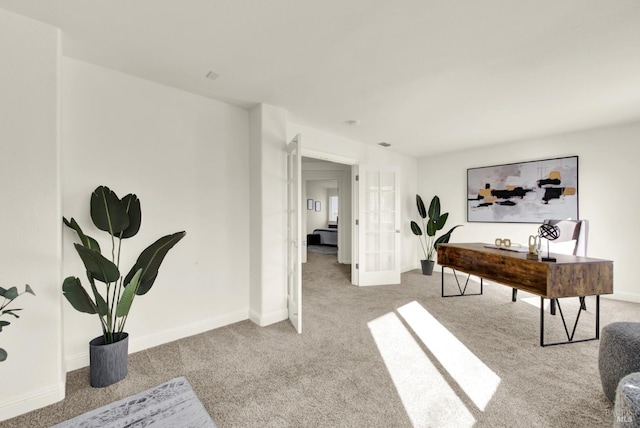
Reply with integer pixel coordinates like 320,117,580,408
527,235,540,260
538,223,560,262
495,238,511,248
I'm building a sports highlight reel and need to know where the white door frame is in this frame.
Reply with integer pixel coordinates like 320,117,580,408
301,148,356,268
287,135,302,333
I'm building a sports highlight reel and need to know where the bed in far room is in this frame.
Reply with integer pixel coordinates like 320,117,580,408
312,228,338,246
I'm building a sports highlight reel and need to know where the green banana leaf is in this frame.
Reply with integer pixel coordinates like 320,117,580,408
62,277,97,314
74,244,120,283
434,225,464,246
434,212,449,231
86,276,108,317
428,195,441,220
90,186,129,236
116,269,142,318
124,231,186,295
426,219,437,237
120,194,141,239
410,221,423,236
63,217,101,252
416,195,427,219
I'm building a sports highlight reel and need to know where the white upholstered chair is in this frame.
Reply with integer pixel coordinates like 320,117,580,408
543,219,589,258
512,219,589,313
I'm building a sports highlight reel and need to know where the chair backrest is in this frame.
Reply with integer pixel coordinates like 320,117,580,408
542,219,589,256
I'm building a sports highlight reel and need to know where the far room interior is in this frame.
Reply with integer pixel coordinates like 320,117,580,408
301,157,352,265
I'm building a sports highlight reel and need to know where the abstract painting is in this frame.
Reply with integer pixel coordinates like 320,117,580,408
467,156,578,223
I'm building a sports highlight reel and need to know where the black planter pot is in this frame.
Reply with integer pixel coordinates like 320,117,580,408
421,260,435,275
89,332,129,388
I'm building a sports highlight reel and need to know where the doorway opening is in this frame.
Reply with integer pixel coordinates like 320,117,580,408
306,178,339,258
301,157,353,267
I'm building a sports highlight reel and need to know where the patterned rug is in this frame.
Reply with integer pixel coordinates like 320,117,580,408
52,377,216,428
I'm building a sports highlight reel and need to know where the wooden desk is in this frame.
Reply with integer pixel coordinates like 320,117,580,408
437,243,614,346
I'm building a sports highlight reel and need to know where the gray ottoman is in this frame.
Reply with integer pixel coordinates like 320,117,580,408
614,372,640,427
599,322,640,402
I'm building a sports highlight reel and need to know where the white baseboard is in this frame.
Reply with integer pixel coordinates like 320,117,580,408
0,381,65,422
603,292,640,304
249,308,288,327
65,309,249,371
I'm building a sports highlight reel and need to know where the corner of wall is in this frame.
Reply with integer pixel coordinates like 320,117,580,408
248,104,289,324
248,106,263,320
0,7,65,421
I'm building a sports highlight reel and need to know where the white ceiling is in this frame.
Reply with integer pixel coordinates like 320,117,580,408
3,0,640,157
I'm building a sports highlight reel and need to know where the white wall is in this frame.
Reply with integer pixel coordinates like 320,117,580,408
289,123,419,272
327,188,339,226
248,104,289,327
0,8,64,421
62,58,251,369
306,182,329,233
417,121,640,301
248,107,263,323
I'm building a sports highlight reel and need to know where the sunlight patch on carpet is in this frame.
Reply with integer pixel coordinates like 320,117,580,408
368,312,475,428
521,296,550,309
397,301,500,411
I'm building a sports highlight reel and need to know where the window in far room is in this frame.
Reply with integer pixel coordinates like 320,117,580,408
329,195,339,222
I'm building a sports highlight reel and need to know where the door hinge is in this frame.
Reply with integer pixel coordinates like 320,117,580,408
356,263,359,269
355,175,359,181
355,219,359,225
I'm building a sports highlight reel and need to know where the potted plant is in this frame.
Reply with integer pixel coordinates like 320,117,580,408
0,284,35,362
410,194,462,275
63,185,185,387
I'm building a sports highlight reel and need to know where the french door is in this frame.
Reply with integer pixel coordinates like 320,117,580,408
287,135,302,333
355,165,401,286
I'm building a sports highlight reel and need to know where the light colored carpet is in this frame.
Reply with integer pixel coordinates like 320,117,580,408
51,377,215,428
2,252,638,427
307,245,338,255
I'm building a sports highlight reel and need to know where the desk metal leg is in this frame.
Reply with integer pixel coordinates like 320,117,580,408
550,298,585,315
580,296,587,311
540,295,600,347
441,267,483,297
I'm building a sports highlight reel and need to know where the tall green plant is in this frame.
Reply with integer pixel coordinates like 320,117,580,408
63,186,185,344
0,284,35,362
410,194,462,261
